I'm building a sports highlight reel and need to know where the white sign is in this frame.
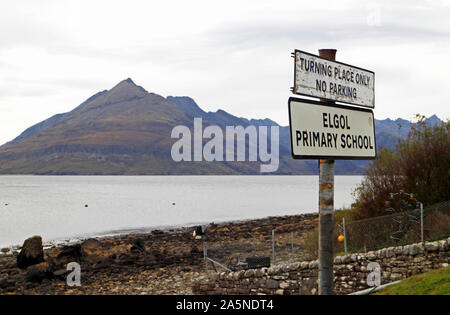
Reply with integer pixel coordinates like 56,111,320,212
293,50,375,108
289,98,376,159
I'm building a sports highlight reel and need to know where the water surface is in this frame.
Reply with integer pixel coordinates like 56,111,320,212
0,175,363,247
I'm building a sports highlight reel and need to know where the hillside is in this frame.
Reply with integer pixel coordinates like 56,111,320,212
0,79,442,175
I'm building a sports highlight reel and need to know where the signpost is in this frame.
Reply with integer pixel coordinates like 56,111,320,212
288,48,376,295
292,50,375,108
288,98,376,160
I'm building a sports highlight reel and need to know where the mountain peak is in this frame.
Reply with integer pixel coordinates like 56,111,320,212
427,114,439,120
104,78,148,104
113,78,145,90
425,114,442,126
166,96,206,118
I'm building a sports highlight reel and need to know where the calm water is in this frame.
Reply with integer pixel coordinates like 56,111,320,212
0,176,363,247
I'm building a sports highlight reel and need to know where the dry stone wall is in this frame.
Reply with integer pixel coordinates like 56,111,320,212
192,237,449,295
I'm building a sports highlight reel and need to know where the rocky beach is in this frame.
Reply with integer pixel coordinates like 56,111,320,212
0,213,318,295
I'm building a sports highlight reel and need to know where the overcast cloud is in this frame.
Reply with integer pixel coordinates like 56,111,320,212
0,0,449,144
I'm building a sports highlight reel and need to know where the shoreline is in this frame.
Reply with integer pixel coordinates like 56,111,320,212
0,213,319,295
1,211,319,253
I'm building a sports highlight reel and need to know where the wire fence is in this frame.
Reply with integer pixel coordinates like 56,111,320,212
203,229,312,272
333,200,450,255
201,201,450,273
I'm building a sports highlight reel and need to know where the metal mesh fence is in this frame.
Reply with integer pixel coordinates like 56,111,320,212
202,201,449,272
334,200,450,255
204,229,311,272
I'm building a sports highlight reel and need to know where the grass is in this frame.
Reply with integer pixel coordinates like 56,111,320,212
374,266,450,295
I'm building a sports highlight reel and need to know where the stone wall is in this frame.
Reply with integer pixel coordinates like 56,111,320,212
192,237,449,295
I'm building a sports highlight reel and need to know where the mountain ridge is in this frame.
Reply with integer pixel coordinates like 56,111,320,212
0,79,444,175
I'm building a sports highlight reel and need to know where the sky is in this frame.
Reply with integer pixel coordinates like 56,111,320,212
0,0,449,145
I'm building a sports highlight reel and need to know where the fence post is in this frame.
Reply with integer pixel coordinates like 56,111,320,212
420,202,424,244
343,217,348,256
272,230,275,265
203,237,208,273
291,232,294,254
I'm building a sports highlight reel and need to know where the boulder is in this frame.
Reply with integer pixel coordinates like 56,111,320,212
57,244,82,259
26,262,53,283
17,236,44,269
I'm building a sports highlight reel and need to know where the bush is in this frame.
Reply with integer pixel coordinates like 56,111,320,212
302,117,449,259
352,116,449,220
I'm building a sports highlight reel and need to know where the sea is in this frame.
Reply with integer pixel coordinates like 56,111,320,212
0,175,364,248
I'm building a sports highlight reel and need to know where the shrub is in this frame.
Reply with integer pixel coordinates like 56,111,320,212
352,116,449,220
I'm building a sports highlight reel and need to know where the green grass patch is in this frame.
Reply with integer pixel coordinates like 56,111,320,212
375,266,450,295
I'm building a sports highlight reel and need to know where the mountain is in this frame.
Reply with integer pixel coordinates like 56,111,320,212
0,79,315,174
0,79,194,174
2,90,109,148
0,79,443,175
3,113,66,147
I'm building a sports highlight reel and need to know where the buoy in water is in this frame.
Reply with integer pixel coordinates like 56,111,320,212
85,204,88,208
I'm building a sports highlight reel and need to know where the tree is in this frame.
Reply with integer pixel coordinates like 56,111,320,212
352,115,449,220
